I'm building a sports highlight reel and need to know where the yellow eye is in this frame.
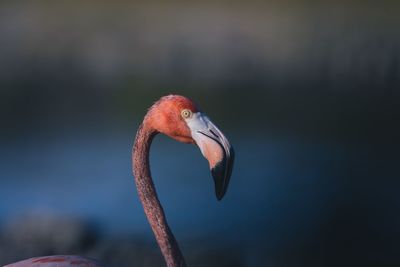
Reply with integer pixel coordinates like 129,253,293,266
181,109,192,119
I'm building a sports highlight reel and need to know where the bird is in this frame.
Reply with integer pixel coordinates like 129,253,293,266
4,95,234,267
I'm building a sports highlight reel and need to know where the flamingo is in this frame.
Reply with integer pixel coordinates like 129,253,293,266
4,95,234,267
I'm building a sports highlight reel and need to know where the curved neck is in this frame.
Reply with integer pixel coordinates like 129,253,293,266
132,120,186,267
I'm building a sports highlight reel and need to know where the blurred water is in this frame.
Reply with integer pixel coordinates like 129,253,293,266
1,127,399,265
0,129,354,239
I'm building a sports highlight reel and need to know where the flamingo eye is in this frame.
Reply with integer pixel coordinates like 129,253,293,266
181,109,192,119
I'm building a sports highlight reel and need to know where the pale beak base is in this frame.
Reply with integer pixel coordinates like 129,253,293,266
186,113,234,200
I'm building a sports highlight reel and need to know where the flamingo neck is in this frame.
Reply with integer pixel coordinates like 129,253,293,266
132,120,186,267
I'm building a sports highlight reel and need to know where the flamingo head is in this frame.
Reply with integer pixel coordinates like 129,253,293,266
147,95,234,200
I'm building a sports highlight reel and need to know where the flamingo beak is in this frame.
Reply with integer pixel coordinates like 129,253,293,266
187,113,234,200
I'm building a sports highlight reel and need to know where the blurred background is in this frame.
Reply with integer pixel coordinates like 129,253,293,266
0,1,399,266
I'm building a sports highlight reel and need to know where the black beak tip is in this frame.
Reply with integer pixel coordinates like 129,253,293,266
211,165,226,201
211,147,234,201
214,181,226,200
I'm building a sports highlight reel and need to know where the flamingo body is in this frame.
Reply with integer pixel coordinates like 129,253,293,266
4,256,103,267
